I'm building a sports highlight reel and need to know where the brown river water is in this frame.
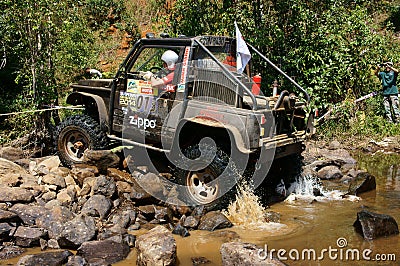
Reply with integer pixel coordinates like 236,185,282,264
1,151,399,265
119,151,400,265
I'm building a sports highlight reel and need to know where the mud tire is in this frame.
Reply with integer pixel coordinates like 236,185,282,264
54,115,108,168
174,144,239,210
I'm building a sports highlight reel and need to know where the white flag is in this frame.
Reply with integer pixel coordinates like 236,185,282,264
235,21,251,74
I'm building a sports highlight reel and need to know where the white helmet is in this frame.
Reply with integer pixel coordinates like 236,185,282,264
161,50,179,70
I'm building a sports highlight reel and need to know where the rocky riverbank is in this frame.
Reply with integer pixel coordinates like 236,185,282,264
0,138,397,265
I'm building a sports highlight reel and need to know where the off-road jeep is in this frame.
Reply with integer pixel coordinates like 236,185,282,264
55,34,313,209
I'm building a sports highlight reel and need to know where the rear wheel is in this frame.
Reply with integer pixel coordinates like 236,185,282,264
54,115,108,167
174,143,239,210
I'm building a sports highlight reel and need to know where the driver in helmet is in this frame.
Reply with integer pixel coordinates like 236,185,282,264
143,50,178,92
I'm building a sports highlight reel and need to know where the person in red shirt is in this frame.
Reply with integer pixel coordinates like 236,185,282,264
144,50,178,92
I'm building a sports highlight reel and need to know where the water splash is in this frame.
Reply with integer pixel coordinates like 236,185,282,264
285,175,360,203
223,181,286,230
288,175,326,196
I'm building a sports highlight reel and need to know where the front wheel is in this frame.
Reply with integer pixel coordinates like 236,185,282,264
54,115,108,167
174,144,240,210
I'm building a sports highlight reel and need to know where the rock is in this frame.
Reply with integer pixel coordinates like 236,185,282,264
0,209,20,223
130,182,153,202
198,211,233,231
0,223,15,242
81,194,112,219
58,215,96,248
45,199,62,209
191,256,212,265
56,187,76,206
0,158,27,178
91,175,116,197
110,211,132,228
0,245,25,260
124,234,136,247
37,156,61,173
0,173,23,187
220,242,285,266
328,140,342,150
76,239,130,264
183,215,200,229
14,226,48,247
40,238,48,250
348,172,376,195
317,165,343,180
0,146,24,162
35,206,75,240
16,250,73,266
9,204,47,225
138,205,157,221
116,181,132,194
66,255,88,266
42,173,66,189
172,223,190,237
0,185,34,203
48,239,61,249
317,148,357,165
83,150,120,174
97,224,127,240
353,210,399,240
134,173,166,199
71,165,97,186
128,222,141,230
136,225,177,266
41,191,57,202
369,137,399,151
108,168,135,183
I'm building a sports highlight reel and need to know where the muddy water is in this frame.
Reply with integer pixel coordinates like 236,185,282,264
120,151,400,266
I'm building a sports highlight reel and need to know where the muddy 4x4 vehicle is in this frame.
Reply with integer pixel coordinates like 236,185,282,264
55,34,313,209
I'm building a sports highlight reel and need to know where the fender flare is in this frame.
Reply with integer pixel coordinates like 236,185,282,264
66,92,108,124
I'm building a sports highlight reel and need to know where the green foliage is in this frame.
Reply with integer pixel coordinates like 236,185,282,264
84,0,125,29
318,95,400,141
162,0,400,110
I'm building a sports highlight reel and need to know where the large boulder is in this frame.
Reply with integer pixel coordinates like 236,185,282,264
76,239,130,265
220,242,285,266
136,225,177,266
353,210,399,240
